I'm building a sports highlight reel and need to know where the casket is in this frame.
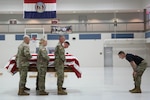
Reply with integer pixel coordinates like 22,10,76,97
5,54,81,78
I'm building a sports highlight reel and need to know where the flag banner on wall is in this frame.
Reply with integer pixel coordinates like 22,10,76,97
51,26,72,34
24,0,56,19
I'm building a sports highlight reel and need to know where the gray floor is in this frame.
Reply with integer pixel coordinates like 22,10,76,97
0,67,150,100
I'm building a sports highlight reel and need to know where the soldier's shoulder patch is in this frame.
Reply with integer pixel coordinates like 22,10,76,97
59,46,62,49
42,48,46,51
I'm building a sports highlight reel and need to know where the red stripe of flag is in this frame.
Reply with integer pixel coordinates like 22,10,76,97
24,0,56,3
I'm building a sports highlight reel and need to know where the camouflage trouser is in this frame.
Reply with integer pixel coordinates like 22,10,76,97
19,66,28,89
36,66,47,91
56,63,64,88
133,60,147,87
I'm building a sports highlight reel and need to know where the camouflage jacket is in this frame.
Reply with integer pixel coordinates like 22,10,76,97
16,42,32,67
37,45,50,67
54,42,65,63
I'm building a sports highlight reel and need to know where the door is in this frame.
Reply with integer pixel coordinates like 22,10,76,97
104,47,113,67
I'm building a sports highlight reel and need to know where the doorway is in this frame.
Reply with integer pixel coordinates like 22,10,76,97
104,47,113,67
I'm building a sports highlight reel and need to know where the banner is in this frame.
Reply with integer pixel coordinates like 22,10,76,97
51,26,72,34
24,0,56,19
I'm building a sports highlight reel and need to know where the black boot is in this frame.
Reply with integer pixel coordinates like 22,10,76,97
62,87,66,90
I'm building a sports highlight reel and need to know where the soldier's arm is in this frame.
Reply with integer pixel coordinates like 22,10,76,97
130,61,138,77
60,53,65,62
57,46,65,62
15,51,18,61
24,46,32,60
41,49,50,61
130,61,137,72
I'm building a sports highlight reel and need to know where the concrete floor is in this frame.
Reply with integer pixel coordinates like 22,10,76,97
0,67,150,100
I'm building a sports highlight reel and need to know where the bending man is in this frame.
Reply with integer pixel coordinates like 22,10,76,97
118,51,147,93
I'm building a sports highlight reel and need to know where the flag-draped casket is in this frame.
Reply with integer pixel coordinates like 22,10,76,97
5,54,82,78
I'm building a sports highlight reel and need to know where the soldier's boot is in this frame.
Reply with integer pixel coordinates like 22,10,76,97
24,87,30,91
62,87,66,90
37,90,49,95
131,87,141,93
36,87,39,91
18,88,30,96
57,87,67,95
129,85,136,92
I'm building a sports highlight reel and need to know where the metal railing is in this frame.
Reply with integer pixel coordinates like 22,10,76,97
146,20,150,31
0,22,145,33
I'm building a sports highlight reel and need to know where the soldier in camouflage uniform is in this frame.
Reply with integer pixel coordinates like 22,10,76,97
54,35,70,95
118,51,147,93
36,38,50,95
16,35,32,96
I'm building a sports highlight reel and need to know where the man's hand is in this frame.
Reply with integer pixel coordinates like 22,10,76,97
133,71,137,77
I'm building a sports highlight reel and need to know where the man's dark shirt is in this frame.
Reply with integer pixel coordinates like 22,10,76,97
126,53,144,65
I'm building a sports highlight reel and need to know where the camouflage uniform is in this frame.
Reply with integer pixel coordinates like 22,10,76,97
54,42,67,95
134,60,147,88
16,42,32,92
36,45,49,93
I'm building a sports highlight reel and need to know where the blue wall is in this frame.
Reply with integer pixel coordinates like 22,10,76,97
111,33,134,39
0,35,5,40
79,34,101,40
47,34,69,40
145,32,150,38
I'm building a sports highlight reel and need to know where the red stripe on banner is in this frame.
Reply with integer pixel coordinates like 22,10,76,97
24,0,56,3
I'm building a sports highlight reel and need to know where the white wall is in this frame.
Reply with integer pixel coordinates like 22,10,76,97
66,34,104,67
0,33,104,68
45,33,104,67
0,34,20,69
1,33,150,69
143,0,150,8
57,0,142,11
0,0,23,12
